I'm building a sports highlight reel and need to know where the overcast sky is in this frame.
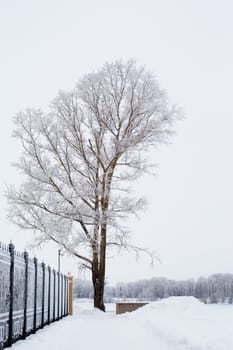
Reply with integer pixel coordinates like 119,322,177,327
0,0,233,284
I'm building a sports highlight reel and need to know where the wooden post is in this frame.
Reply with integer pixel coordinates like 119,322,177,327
67,273,73,316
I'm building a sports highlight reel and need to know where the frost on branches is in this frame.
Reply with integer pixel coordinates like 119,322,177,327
6,60,180,310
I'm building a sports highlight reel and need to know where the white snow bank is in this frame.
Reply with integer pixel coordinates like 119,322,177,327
126,297,233,350
13,297,233,350
133,296,204,315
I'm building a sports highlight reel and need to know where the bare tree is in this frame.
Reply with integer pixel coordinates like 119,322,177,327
6,60,180,310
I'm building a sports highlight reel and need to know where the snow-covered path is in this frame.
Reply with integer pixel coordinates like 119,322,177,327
13,298,233,350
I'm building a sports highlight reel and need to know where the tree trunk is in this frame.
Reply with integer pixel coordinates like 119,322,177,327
93,217,107,311
92,248,105,311
93,276,105,311
91,164,113,311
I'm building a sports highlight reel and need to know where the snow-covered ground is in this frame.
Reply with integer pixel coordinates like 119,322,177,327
13,297,233,350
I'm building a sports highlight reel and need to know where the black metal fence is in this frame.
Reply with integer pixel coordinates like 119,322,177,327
0,242,69,349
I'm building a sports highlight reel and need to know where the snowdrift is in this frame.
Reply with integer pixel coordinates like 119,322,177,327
13,297,233,350
122,296,233,349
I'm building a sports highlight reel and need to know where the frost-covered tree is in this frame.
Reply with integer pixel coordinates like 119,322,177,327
6,60,179,311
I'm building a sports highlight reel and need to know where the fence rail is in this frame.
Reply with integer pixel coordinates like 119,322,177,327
0,242,69,349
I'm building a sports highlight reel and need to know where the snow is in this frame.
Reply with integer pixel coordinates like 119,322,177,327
13,297,233,350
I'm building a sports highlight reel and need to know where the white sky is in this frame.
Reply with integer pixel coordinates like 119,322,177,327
0,0,233,284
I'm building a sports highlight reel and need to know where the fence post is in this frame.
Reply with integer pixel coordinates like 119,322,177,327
63,275,65,317
33,257,38,333
63,275,66,316
47,266,51,325
66,277,69,316
64,276,67,316
23,251,29,339
57,271,60,320
61,274,63,318
67,273,73,316
41,263,45,328
66,276,69,316
53,269,56,322
8,243,15,347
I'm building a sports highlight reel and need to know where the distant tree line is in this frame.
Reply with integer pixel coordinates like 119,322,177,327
74,274,233,304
